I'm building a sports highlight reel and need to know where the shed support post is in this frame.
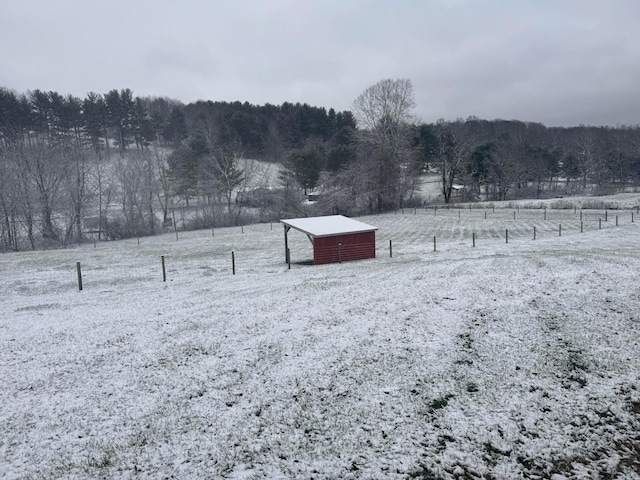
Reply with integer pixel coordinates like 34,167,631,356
284,225,290,263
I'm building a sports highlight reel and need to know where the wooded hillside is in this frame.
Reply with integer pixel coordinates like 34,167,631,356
1,81,639,252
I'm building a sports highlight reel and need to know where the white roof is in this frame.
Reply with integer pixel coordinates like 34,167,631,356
281,215,377,238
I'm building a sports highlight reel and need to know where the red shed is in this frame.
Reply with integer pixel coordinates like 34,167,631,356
281,215,378,265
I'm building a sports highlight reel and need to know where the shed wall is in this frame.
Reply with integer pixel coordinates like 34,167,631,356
313,231,376,265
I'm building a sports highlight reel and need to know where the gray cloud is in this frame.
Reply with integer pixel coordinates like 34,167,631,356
1,0,639,126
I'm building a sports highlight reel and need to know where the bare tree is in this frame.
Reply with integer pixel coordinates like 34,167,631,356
19,136,66,242
112,152,151,237
353,79,416,131
0,145,22,250
487,141,521,201
435,120,476,203
571,128,601,189
152,148,174,227
201,151,246,225
628,127,640,185
351,78,417,210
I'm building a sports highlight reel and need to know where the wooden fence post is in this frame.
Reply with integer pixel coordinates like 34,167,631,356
533,226,536,240
559,224,562,236
161,255,166,282
506,229,509,243
433,236,437,252
76,261,83,291
389,239,393,258
232,251,236,275
472,232,476,247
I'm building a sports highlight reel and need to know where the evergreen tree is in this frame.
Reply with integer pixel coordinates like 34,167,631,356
167,146,199,202
163,106,188,147
285,146,326,195
83,92,106,156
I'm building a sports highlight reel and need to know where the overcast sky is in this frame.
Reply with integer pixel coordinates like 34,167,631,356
1,0,639,127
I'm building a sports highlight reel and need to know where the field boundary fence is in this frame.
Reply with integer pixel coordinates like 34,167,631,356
2,207,638,293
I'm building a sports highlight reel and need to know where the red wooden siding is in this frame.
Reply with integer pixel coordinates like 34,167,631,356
313,231,376,265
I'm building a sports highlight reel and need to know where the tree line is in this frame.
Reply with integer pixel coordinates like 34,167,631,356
1,81,639,252
0,86,356,251
426,117,640,204
341,79,640,213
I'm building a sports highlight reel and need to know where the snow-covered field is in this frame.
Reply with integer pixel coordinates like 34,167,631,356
2,196,640,479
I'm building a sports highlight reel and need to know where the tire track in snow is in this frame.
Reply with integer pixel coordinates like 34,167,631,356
411,246,640,479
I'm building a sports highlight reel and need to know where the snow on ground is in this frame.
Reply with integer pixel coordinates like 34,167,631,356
415,173,444,202
242,159,285,191
2,200,640,479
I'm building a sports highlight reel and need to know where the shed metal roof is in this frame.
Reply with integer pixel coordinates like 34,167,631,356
280,215,377,238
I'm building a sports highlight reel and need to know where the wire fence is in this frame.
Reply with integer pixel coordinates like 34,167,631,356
2,207,638,294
